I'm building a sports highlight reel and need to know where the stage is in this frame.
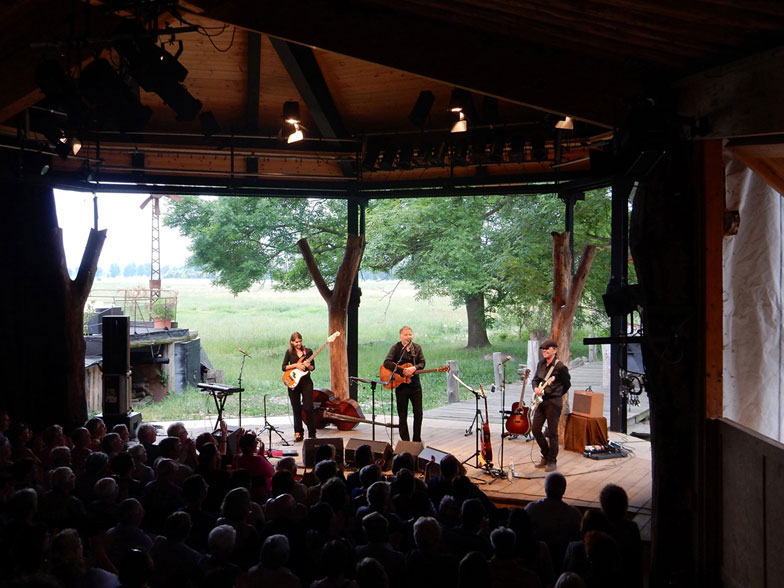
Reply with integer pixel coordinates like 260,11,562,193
152,360,652,540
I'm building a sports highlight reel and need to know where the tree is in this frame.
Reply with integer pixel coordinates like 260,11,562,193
109,263,120,277
123,263,136,277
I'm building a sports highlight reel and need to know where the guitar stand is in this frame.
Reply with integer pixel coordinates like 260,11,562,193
258,395,290,455
452,374,492,473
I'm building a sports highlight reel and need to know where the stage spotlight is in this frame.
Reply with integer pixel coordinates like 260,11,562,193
79,58,152,132
199,111,220,137
282,101,304,143
408,90,435,129
449,88,474,133
555,116,574,130
450,111,467,133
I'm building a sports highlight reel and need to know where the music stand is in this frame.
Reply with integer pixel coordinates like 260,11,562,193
451,374,487,471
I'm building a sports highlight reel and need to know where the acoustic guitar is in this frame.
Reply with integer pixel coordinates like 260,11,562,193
505,368,532,436
479,385,493,467
282,331,340,389
379,363,450,389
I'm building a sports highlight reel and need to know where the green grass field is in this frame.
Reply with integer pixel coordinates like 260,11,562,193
93,277,600,422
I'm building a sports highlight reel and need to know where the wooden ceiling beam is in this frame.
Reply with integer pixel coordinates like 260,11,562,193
184,0,644,128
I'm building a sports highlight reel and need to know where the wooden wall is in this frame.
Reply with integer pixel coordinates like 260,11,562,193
711,418,784,588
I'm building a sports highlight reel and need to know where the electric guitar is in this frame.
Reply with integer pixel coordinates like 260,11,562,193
379,363,450,389
530,375,555,412
505,369,531,436
282,331,340,389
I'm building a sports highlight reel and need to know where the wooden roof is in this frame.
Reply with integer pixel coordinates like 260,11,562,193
0,1,782,196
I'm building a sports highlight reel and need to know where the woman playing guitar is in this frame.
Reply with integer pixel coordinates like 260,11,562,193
282,332,316,442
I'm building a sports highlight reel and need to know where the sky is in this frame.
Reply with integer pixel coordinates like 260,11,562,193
54,189,194,271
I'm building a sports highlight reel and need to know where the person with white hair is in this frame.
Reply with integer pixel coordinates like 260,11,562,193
247,534,302,588
406,516,459,588
198,524,241,586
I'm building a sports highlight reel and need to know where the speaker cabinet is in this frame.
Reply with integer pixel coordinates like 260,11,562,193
345,438,393,470
102,373,131,415
394,440,425,458
417,446,452,477
572,390,605,418
99,411,142,440
304,437,344,468
102,316,130,374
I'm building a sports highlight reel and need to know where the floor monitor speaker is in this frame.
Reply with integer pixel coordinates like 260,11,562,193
99,411,142,440
303,437,344,468
417,446,452,477
572,390,605,418
345,438,394,470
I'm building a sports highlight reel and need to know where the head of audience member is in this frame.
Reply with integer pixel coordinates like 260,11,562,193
0,410,10,434
358,464,381,489
42,424,66,449
49,529,88,584
166,422,189,442
100,432,123,456
413,516,442,552
49,466,76,493
320,538,354,581
437,495,460,527
259,534,290,570
361,511,389,544
508,508,534,547
314,443,336,464
353,444,374,469
391,451,416,475
458,551,491,588
111,424,130,444
83,451,110,478
439,454,465,480
451,475,474,503
583,530,620,574
182,474,208,507
8,422,32,448
163,510,192,543
221,486,252,523
70,427,91,449
49,446,72,468
366,480,391,511
195,431,218,450
153,458,178,483
207,524,237,560
490,527,517,559
84,417,106,442
94,477,119,504
356,557,389,588
276,456,297,475
554,572,588,588
117,497,145,527
156,436,182,462
265,493,298,522
9,487,38,523
137,424,157,445
314,459,338,484
307,501,335,535
128,444,147,464
320,476,347,511
392,467,416,498
544,471,568,500
197,442,221,471
238,432,260,455
599,483,629,521
459,498,486,531
270,470,295,497
579,509,611,537
117,548,153,588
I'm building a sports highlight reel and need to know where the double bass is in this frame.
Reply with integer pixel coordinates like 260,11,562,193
306,389,392,432
505,369,532,436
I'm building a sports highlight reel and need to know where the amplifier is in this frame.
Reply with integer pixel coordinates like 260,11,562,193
572,390,604,418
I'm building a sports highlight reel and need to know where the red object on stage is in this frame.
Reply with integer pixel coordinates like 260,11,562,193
565,413,608,452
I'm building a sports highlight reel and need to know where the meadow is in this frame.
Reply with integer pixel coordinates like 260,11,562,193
97,277,598,423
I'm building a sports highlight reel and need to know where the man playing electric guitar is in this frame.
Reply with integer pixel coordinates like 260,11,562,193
383,326,426,442
531,338,571,472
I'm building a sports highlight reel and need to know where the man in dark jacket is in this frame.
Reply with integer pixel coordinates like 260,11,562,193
531,339,571,472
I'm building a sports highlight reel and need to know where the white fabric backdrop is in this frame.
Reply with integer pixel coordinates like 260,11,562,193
723,154,784,441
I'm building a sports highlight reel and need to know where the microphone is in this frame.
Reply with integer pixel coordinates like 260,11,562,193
499,355,513,364
238,348,252,358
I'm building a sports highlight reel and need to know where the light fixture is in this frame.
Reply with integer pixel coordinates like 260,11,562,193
451,111,467,133
282,101,304,143
449,88,473,133
555,116,574,130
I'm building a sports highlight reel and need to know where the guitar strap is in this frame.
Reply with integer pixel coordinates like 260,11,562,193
542,359,559,395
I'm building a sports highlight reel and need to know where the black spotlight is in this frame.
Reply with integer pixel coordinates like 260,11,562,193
602,284,642,317
79,58,152,132
408,90,434,129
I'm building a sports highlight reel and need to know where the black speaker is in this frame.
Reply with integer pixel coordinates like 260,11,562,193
102,315,130,374
102,373,131,415
345,438,393,470
99,411,142,440
304,437,344,468
417,446,452,477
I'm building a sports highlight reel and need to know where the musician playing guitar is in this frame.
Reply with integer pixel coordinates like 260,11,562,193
531,338,571,473
383,326,426,442
282,331,316,442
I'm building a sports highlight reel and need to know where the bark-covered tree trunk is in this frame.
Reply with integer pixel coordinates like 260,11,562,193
465,293,491,348
298,235,364,400
0,181,104,431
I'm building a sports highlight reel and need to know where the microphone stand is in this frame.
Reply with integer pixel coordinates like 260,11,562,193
451,374,485,471
496,359,510,479
259,394,291,455
236,351,249,427
349,376,388,441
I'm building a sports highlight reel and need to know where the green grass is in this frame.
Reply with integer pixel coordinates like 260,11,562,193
92,277,602,421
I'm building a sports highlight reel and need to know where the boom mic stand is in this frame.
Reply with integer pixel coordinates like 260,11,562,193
349,376,388,441
452,374,486,471
258,394,291,456
237,348,252,427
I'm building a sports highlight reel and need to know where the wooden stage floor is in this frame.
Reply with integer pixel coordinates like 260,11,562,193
161,361,652,539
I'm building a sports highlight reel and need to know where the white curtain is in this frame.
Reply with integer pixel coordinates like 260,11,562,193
723,154,784,441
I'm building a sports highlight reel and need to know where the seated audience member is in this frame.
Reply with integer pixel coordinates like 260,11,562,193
39,466,87,533
69,428,93,475
218,486,260,570
0,488,48,580
457,551,490,588
525,472,581,576
310,538,358,588
195,442,231,513
111,424,131,449
150,511,201,588
232,433,274,503
141,458,185,533
101,433,124,460
111,452,143,500
600,483,643,588
85,477,122,573
442,497,493,560
116,547,154,588
8,422,38,465
49,446,73,470
105,498,153,568
563,509,612,579
405,516,459,588
356,557,389,588
37,424,69,469
167,422,199,469
508,507,553,588
355,512,405,588
346,444,374,494
351,464,382,508
128,444,154,487
180,474,218,553
555,571,587,588
49,528,120,588
488,527,542,588
156,437,193,483
198,524,242,588
85,417,107,452
582,530,623,588
247,534,302,588
75,452,111,503
136,424,159,463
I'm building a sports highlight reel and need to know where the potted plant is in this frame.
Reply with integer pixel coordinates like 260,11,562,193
152,299,175,328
